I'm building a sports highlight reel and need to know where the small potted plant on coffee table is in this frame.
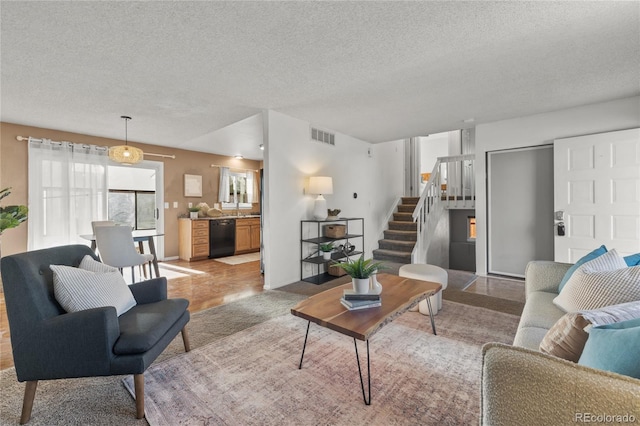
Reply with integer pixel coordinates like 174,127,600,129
319,242,335,260
336,255,387,294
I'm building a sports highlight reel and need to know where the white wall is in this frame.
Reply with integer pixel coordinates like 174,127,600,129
426,211,450,268
418,133,449,192
475,96,640,275
263,110,404,289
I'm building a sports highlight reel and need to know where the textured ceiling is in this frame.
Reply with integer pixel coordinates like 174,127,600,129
1,1,639,160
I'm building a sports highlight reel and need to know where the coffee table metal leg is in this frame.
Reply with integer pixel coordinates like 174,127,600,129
353,338,371,405
426,297,437,335
298,321,311,369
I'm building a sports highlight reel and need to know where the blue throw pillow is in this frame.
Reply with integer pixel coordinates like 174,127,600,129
578,317,640,379
558,245,608,292
624,253,640,266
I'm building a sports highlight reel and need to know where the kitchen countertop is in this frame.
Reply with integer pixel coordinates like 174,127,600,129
190,215,261,220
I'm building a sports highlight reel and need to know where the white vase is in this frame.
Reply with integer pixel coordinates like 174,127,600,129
322,251,332,260
370,274,382,295
190,212,198,219
352,278,370,294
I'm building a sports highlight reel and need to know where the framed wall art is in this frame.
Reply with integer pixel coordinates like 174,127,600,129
184,174,203,197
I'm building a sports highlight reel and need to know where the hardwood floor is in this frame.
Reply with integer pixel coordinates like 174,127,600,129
0,257,525,372
0,257,264,371
465,274,526,303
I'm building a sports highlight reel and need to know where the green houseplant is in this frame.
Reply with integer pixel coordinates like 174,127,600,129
336,255,387,294
1,187,28,264
0,187,28,236
319,242,334,260
188,206,200,219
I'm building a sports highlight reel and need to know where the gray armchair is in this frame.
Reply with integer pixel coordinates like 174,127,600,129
1,244,191,424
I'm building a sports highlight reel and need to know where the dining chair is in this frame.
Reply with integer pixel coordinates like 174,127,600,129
92,221,150,279
94,225,155,283
91,220,116,234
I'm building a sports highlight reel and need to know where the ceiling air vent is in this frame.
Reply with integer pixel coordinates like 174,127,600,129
311,127,335,146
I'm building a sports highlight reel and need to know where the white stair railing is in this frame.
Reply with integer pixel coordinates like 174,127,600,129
411,154,475,263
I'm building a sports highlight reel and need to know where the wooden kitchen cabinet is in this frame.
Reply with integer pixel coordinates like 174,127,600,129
235,217,260,254
179,219,210,261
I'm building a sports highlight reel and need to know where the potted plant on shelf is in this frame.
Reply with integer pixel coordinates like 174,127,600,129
188,206,200,219
336,255,386,294
319,242,335,260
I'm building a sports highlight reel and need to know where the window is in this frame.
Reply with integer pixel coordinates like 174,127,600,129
108,190,156,230
221,172,253,210
468,216,476,241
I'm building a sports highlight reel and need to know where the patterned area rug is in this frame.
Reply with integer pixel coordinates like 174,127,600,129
123,300,519,425
213,252,261,265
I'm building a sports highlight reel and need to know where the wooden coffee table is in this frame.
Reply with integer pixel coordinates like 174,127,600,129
290,273,442,405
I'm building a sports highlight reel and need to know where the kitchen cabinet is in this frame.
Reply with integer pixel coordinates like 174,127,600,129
178,219,209,261
235,217,260,254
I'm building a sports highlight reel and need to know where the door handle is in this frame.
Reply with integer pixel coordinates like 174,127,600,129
557,222,565,236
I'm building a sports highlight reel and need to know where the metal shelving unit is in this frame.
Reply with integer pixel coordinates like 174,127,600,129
300,217,364,284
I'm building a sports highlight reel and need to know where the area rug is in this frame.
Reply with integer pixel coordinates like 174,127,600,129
123,300,519,425
213,252,261,265
0,291,306,426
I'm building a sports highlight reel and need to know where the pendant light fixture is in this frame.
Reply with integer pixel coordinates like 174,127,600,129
109,115,143,165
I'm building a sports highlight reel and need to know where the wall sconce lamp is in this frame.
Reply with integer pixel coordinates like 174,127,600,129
308,176,333,220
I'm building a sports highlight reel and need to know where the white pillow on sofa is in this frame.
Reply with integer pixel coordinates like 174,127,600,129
553,250,640,312
51,261,136,316
79,254,119,273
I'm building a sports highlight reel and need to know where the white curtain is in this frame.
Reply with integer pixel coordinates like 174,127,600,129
218,167,230,203
246,171,254,203
28,139,109,250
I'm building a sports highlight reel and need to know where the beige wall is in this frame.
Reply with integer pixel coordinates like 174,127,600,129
0,122,261,258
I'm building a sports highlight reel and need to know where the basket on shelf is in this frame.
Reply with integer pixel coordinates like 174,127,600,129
328,262,347,277
323,224,346,238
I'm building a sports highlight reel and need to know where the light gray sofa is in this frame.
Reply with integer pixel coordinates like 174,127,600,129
481,261,640,425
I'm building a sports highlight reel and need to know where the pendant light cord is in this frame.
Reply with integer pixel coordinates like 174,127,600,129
121,115,131,146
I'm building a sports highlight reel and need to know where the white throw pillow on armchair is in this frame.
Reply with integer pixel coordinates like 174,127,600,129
51,257,136,316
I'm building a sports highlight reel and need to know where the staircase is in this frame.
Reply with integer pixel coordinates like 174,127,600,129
373,154,477,266
372,197,419,264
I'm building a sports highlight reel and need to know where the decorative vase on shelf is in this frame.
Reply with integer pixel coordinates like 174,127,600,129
352,278,370,294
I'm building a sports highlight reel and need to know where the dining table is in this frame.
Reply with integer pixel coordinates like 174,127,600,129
80,229,164,278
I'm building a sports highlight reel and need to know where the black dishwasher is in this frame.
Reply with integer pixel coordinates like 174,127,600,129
209,219,236,258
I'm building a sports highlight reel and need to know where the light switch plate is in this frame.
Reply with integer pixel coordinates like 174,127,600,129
164,202,169,209
173,202,178,208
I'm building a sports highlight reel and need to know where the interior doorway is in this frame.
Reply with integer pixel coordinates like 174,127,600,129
487,145,554,277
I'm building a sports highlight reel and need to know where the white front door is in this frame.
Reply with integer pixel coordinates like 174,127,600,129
554,128,640,263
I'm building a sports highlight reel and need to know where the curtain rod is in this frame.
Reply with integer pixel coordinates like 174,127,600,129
16,136,176,159
210,164,258,172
